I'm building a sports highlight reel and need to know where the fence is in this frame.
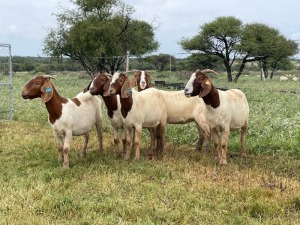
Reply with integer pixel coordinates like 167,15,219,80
0,43,13,120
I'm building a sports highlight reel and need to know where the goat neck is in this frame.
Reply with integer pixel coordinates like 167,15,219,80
119,91,133,118
110,73,133,118
44,85,68,124
102,96,118,118
202,84,220,108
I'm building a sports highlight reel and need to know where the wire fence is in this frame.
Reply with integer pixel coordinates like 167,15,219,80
0,43,13,120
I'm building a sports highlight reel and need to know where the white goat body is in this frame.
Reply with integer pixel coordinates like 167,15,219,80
203,89,249,131
52,91,101,136
158,90,210,151
131,70,210,152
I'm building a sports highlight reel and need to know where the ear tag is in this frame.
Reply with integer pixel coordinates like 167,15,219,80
45,87,52,93
126,87,132,95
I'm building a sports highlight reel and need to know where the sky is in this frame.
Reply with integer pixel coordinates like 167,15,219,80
0,0,300,57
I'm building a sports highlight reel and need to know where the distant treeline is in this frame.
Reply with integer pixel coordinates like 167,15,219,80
10,56,83,74
1,55,300,75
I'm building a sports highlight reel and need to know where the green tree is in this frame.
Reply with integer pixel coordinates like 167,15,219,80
180,16,243,81
23,60,35,73
267,36,298,78
183,54,223,71
236,24,298,81
179,16,299,82
144,54,175,72
43,0,159,77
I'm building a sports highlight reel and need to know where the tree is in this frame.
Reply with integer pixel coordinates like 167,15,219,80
144,54,175,72
179,16,299,82
268,36,298,78
180,16,243,81
43,0,159,77
23,60,35,73
183,54,223,71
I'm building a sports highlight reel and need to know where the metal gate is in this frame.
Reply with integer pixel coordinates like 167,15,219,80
0,43,13,120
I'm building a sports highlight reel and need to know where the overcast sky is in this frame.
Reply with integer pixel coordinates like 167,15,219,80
0,0,299,57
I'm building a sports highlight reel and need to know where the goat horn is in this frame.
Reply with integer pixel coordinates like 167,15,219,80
201,69,219,76
105,73,112,77
42,75,57,80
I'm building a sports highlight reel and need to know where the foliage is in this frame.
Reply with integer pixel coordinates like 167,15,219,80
10,56,84,74
238,23,298,81
144,54,175,72
181,54,223,71
43,0,159,77
179,16,299,82
180,16,243,81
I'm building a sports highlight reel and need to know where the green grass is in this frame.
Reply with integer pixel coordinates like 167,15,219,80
0,71,299,224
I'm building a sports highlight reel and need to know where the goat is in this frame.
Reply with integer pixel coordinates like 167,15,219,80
280,76,288,81
21,75,103,167
131,70,211,152
87,73,126,155
129,70,157,155
184,69,249,165
108,72,167,160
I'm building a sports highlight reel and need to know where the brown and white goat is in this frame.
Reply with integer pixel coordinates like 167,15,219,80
21,75,103,167
131,70,211,153
184,69,249,165
87,73,126,155
108,72,167,160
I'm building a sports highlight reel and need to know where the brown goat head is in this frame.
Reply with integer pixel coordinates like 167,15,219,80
130,70,152,91
89,73,111,96
21,76,54,103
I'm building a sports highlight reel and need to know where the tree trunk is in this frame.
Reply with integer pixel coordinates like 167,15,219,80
224,62,232,82
260,68,265,81
233,57,247,82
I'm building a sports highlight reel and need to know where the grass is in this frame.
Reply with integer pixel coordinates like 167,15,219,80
0,71,299,224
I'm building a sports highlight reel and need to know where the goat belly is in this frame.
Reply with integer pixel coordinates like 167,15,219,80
72,119,95,136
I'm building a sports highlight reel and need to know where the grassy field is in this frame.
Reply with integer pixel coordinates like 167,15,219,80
0,71,300,224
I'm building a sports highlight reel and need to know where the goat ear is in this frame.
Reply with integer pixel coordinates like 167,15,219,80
83,81,92,93
147,77,153,87
121,79,132,98
199,79,211,98
102,79,111,96
41,79,54,102
130,76,137,88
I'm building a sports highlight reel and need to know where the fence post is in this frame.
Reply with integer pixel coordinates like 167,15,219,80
126,51,130,72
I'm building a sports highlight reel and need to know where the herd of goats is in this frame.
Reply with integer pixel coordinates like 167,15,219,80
21,69,249,168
